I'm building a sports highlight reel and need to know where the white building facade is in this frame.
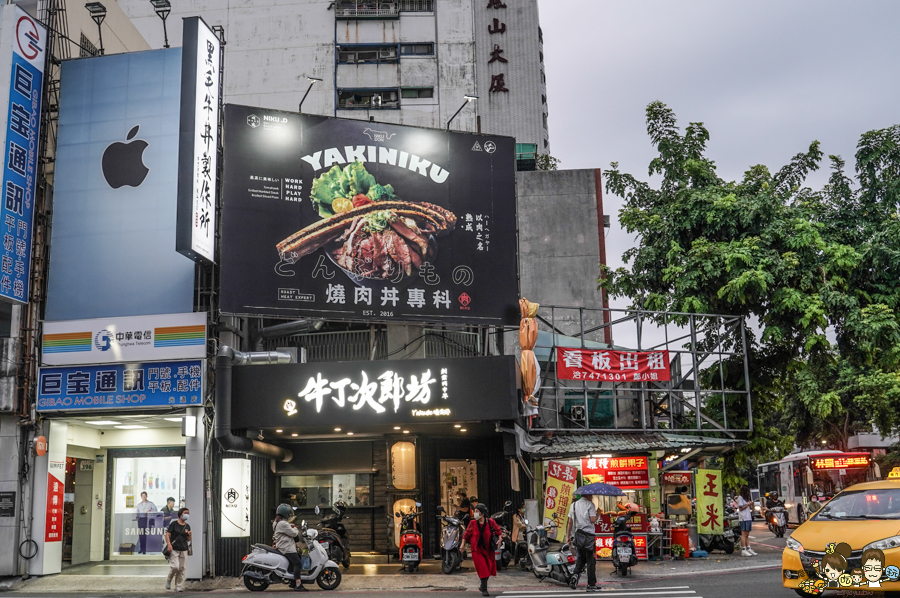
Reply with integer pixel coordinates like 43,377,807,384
117,0,549,155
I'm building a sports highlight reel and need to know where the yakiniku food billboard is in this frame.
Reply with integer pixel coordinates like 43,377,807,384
220,105,519,325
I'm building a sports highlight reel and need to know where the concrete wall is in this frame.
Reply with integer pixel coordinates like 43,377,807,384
115,0,546,146
0,416,21,576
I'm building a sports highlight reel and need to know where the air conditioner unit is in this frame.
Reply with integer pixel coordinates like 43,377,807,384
380,48,397,58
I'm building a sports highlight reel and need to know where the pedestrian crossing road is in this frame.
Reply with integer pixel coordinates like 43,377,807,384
498,586,701,598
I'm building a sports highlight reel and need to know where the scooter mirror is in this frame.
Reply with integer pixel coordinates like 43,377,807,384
315,505,320,515
436,506,445,513
504,501,512,507
415,502,422,508
523,519,529,525
395,512,401,517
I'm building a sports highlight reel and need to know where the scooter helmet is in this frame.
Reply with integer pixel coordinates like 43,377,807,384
276,503,293,518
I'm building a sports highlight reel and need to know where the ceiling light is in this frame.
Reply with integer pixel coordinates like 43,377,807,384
402,430,410,434
85,420,119,425
454,424,461,428
334,427,342,432
276,429,283,433
164,417,183,422
393,426,401,430
114,425,147,430
460,429,467,432
592,454,612,458
292,433,298,437
347,432,354,436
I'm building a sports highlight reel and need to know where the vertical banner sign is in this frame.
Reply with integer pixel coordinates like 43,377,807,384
543,460,577,541
221,458,251,538
176,16,220,264
45,464,64,542
0,6,46,304
696,468,723,536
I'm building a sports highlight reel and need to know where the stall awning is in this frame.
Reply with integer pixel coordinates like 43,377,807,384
521,431,742,460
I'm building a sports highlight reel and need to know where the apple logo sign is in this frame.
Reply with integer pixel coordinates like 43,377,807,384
101,125,149,189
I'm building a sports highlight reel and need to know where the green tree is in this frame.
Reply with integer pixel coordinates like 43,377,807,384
535,153,561,171
601,102,900,486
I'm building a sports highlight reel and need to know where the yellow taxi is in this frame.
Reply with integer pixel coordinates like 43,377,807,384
783,479,900,596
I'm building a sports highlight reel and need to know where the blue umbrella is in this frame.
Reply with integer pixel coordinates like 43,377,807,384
575,482,625,496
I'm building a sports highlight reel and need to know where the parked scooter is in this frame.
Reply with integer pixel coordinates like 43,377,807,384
490,501,514,570
315,501,351,570
436,505,466,574
767,504,787,538
723,497,740,552
524,515,577,587
610,514,638,576
241,520,342,592
397,503,424,573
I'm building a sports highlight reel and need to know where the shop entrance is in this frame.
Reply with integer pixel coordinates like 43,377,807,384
439,460,479,514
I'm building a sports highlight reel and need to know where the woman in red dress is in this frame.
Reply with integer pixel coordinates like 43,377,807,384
462,503,502,596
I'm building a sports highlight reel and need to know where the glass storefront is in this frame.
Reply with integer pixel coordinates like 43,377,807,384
279,474,373,508
109,455,185,557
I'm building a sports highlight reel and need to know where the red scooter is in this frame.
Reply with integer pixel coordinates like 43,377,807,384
397,503,424,573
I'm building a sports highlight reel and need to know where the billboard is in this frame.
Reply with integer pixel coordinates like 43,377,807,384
45,48,195,321
230,356,519,429
220,105,519,325
176,17,220,264
581,456,650,490
36,359,204,412
557,348,671,382
41,312,207,366
0,6,46,304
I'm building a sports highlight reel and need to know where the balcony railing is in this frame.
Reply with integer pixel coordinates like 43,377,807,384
335,2,399,18
397,0,434,10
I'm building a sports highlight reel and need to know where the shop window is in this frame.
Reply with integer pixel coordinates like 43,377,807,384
391,441,416,490
401,87,434,99
338,89,399,109
338,44,398,64
440,460,478,514
400,43,434,56
280,474,373,507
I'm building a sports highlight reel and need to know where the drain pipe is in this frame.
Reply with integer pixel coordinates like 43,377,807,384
215,346,294,461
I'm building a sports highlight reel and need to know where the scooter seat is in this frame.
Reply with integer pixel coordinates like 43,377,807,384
252,543,283,555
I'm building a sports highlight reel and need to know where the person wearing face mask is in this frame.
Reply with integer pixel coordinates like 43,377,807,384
462,503,502,596
511,501,528,567
165,508,192,592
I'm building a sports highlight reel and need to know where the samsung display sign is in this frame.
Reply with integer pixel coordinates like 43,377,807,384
231,356,519,428
220,106,520,326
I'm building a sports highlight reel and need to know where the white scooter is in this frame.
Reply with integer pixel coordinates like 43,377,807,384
241,520,342,592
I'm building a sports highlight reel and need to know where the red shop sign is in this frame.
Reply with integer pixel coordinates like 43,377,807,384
582,456,650,490
44,472,64,543
594,512,648,534
556,348,671,382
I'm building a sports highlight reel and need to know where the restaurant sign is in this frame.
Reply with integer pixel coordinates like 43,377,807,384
661,471,693,486
582,456,650,490
557,348,671,382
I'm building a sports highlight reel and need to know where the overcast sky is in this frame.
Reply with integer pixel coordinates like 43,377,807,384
539,0,900,310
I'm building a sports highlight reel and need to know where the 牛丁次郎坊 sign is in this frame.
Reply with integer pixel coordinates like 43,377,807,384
219,106,519,325
556,348,671,382
176,16,220,264
696,468,723,536
41,312,207,366
36,360,204,412
543,460,577,542
230,356,518,428
0,6,46,304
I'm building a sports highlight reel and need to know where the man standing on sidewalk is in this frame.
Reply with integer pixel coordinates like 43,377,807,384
568,494,599,592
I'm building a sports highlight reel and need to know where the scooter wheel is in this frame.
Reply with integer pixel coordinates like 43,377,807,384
724,543,735,555
243,575,270,592
618,565,629,577
316,566,342,591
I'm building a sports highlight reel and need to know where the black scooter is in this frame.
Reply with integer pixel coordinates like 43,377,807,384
610,514,638,577
490,501,514,569
316,501,351,570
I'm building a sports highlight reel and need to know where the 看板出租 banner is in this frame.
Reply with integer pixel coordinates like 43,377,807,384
556,348,671,382
219,105,519,325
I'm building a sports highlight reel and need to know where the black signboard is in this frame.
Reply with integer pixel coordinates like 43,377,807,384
220,105,519,325
0,491,15,517
231,356,519,428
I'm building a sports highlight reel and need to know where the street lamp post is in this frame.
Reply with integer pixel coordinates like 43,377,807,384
446,94,478,130
150,0,172,49
84,2,107,55
299,76,323,114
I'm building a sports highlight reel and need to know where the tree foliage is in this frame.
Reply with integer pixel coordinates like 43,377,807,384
601,102,900,485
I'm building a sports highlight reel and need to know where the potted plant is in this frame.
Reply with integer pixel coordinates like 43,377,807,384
671,544,686,560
